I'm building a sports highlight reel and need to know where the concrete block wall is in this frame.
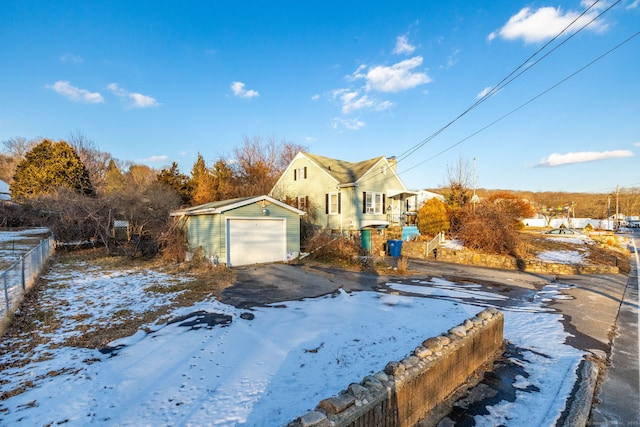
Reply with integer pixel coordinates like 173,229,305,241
288,308,504,427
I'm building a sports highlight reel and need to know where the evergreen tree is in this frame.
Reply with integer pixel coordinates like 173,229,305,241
103,159,125,194
157,161,192,205
189,153,216,206
211,158,235,201
10,139,93,200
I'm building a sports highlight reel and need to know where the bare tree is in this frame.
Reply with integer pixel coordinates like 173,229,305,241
0,136,39,182
67,131,113,192
233,135,305,197
444,156,474,209
125,164,157,189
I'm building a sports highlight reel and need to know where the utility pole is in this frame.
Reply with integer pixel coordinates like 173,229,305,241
616,185,619,230
471,157,479,213
607,195,611,230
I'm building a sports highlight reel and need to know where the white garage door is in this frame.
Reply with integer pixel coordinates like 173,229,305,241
227,218,286,266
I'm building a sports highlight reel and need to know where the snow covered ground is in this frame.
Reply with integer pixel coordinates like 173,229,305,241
0,248,585,426
0,227,50,268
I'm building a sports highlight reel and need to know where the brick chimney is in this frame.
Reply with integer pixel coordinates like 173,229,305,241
387,156,397,171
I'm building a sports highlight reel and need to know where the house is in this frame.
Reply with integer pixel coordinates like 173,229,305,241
270,152,416,232
170,195,304,267
406,189,446,212
0,179,11,202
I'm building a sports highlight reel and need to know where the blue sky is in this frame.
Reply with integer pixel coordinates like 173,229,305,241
1,0,638,193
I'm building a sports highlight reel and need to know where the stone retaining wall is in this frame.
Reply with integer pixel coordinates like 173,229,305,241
401,241,619,275
288,308,504,427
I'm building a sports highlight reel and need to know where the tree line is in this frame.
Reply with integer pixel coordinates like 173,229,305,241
0,133,304,258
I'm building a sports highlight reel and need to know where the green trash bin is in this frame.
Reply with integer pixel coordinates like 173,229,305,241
361,229,371,252
387,239,403,257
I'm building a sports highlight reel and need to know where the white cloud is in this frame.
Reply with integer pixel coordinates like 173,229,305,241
354,56,432,93
393,35,416,55
311,94,320,101
230,81,259,99
108,83,160,108
488,5,608,44
538,150,634,166
129,93,159,108
141,155,170,163
628,0,640,9
60,54,83,64
332,117,366,131
331,89,394,114
46,81,104,103
444,49,460,69
476,86,493,99
633,141,640,147
329,56,429,117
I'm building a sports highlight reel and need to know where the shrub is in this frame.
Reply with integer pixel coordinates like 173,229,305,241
455,203,521,256
304,233,365,267
416,198,449,237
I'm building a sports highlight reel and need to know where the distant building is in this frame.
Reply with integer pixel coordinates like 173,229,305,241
0,179,11,201
407,190,445,212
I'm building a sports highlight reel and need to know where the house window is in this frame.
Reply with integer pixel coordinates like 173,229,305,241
364,192,384,214
297,196,308,212
293,166,307,181
326,192,341,215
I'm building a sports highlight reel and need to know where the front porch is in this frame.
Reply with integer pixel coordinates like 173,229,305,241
386,189,418,226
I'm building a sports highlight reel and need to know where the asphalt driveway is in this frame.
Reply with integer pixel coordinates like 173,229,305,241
220,263,379,308
221,256,637,424
221,258,625,352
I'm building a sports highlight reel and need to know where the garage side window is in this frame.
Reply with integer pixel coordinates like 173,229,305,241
326,192,341,215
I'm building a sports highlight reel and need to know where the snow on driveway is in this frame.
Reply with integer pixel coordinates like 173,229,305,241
0,255,584,426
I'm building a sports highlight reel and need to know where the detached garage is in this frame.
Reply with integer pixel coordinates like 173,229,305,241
170,195,304,267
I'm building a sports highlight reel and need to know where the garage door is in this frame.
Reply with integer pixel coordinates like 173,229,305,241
227,218,286,266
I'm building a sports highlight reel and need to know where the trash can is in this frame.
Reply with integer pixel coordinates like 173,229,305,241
387,239,403,257
361,229,371,252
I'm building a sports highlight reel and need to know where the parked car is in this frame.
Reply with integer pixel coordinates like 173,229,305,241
545,228,587,238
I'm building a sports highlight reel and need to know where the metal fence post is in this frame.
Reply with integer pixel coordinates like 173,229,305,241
3,273,9,314
21,255,26,291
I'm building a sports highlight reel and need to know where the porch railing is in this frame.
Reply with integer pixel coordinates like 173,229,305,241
426,231,445,256
387,212,417,227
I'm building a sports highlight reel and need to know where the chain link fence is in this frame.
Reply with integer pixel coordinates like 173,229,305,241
1,236,56,322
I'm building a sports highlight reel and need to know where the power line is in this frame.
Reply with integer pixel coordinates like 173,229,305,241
398,30,640,175
392,0,618,166
356,0,622,188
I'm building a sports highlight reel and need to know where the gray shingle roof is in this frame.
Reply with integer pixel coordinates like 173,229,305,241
303,152,383,185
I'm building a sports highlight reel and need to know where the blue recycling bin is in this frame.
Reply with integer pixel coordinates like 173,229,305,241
387,239,403,257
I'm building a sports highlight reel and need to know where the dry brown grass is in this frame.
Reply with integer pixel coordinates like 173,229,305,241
0,248,236,356
396,256,410,274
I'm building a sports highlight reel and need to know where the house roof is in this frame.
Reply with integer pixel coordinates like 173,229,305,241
170,195,305,217
303,152,384,185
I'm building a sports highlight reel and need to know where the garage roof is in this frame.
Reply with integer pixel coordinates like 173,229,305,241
170,195,305,217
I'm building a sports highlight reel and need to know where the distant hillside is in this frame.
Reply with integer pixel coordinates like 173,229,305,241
427,188,639,218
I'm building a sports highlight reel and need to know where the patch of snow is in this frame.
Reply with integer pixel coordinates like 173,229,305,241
537,250,584,264
0,230,586,426
442,239,464,250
